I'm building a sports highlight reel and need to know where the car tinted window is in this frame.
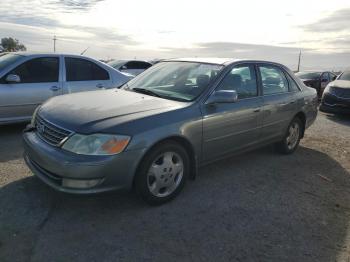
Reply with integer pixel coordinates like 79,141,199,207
217,65,258,99
9,57,59,83
65,57,109,81
136,62,152,69
124,61,146,70
107,60,126,69
259,65,288,95
285,73,300,92
321,72,329,81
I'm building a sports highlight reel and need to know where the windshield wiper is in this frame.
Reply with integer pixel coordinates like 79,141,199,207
132,88,162,98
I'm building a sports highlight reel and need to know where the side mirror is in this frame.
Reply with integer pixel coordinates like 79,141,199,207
6,74,21,83
120,65,127,70
321,78,328,83
206,90,238,105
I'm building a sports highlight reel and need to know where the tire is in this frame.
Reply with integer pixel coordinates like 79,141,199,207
134,142,190,205
275,117,303,154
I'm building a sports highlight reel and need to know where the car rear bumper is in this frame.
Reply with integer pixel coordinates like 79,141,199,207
320,94,350,114
23,131,146,194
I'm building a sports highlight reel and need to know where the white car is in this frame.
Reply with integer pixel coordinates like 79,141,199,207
107,60,152,76
0,52,133,124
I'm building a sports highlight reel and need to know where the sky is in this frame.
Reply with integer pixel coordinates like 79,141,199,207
0,0,349,70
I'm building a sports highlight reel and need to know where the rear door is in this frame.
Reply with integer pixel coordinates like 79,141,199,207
63,57,113,94
258,64,296,142
0,56,61,122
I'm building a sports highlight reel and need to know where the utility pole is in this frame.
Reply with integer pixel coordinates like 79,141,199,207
53,35,57,52
297,50,301,72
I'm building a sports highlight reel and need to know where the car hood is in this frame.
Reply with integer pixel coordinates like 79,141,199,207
39,89,186,133
329,80,350,89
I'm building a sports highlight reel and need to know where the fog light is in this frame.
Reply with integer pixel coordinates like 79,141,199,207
62,178,102,189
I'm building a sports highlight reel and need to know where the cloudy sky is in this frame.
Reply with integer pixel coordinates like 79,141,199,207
0,0,349,70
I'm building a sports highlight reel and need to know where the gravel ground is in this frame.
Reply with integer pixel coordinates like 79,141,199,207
0,112,350,262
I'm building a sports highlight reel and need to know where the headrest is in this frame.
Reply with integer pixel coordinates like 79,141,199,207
265,77,280,85
197,74,210,87
230,74,242,85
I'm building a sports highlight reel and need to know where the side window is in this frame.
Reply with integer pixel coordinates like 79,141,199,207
124,61,137,70
65,57,109,81
9,57,59,83
259,65,288,95
285,73,300,92
217,65,258,99
330,73,336,81
321,72,329,82
137,62,152,70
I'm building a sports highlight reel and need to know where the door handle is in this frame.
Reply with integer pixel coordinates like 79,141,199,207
253,108,261,113
50,86,61,91
96,83,104,88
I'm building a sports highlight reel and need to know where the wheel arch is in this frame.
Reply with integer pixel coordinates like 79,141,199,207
294,111,306,138
133,135,198,187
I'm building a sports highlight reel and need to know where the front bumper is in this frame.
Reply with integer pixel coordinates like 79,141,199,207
320,94,350,114
23,131,146,194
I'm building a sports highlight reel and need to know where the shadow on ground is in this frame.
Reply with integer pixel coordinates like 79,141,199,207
0,123,26,162
324,113,350,127
1,146,350,262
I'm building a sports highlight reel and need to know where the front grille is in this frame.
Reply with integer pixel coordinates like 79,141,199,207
35,115,72,146
331,87,350,99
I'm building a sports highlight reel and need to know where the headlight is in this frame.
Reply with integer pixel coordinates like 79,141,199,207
30,106,41,126
62,134,131,155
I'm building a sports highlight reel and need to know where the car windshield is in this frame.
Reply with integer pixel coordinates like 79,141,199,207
107,60,126,69
338,71,350,81
0,53,23,71
122,61,223,102
295,72,321,80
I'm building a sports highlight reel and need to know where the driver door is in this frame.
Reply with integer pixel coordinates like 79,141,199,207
201,64,263,161
0,56,62,123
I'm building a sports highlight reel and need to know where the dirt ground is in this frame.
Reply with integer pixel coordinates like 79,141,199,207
0,112,350,262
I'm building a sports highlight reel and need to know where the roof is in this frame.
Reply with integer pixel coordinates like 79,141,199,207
165,57,239,65
10,52,90,57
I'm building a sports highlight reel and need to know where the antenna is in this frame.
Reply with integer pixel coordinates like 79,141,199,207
80,47,90,55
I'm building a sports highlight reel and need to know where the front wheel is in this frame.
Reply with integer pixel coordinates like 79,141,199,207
275,118,303,154
134,142,190,205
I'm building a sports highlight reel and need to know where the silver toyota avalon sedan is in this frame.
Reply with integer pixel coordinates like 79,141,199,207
23,58,318,205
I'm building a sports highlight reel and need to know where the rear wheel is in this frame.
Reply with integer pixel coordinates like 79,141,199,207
276,117,302,154
135,142,189,205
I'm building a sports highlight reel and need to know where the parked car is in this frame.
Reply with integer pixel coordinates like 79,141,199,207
0,52,133,124
295,71,337,97
107,60,152,76
23,58,318,205
320,70,350,114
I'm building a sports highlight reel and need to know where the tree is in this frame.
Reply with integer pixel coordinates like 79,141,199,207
1,37,26,52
